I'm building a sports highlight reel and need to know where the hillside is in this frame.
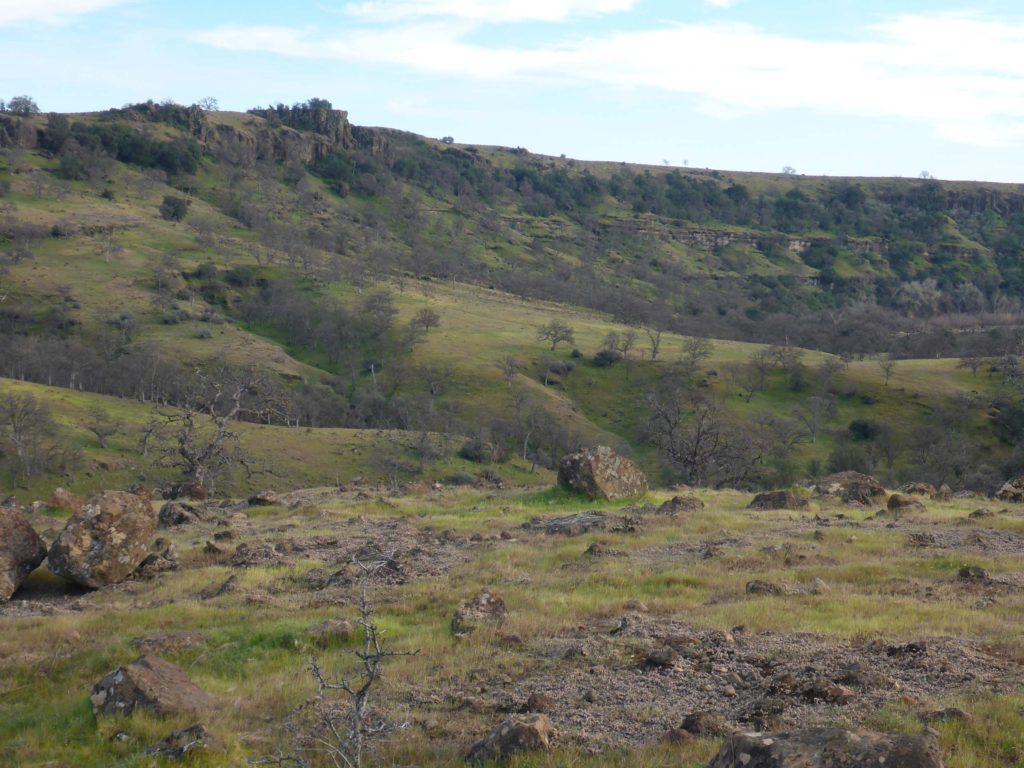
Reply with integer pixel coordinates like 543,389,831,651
1,98,1023,501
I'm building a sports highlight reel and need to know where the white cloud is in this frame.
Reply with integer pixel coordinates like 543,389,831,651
0,0,130,26
343,0,636,23
703,0,737,8
193,11,1024,148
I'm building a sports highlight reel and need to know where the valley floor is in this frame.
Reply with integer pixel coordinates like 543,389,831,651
3,485,1024,766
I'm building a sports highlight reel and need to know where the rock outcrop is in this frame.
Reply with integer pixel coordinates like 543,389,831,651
48,490,157,588
813,471,886,504
995,476,1024,503
91,655,211,716
887,493,926,514
708,727,943,768
0,507,47,600
557,446,648,500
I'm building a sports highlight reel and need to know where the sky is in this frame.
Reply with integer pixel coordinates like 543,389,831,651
2,0,1024,182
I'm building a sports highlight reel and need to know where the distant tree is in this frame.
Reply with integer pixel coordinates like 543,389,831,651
957,356,985,377
409,307,441,334
791,394,836,443
108,310,136,343
196,97,219,111
441,136,454,144
159,195,190,221
878,354,897,386
536,319,575,351
85,406,123,449
496,355,520,387
680,336,714,373
782,166,796,175
645,327,663,361
7,95,40,116
0,391,57,487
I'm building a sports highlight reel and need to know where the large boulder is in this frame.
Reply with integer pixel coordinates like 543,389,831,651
813,471,886,505
91,655,211,716
708,727,943,768
557,446,647,500
898,482,937,498
887,493,926,514
748,491,808,511
467,714,554,764
0,507,47,600
48,490,157,588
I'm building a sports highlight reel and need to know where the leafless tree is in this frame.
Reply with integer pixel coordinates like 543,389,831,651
790,394,836,443
645,327,663,361
0,391,58,487
496,355,520,387
878,354,897,386
957,356,985,377
409,307,441,334
85,406,123,449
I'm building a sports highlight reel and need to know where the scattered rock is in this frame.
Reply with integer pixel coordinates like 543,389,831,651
452,589,507,635
935,484,953,501
130,632,207,655
708,727,943,768
958,565,989,583
663,728,694,744
523,692,555,713
898,482,937,498
643,647,680,670
305,618,356,647
91,655,211,716
887,494,926,514
204,540,228,556
887,641,927,657
995,476,1024,503
47,487,83,514
136,538,179,578
809,577,831,595
681,711,733,737
584,541,613,557
746,580,784,595
531,511,607,536
0,506,47,600
247,490,280,506
144,724,219,758
157,501,211,528
925,707,971,723
657,495,704,516
467,714,554,764
968,509,993,519
557,446,648,500
48,490,157,588
182,483,209,501
748,491,808,511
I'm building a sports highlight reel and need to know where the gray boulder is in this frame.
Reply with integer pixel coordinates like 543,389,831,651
557,446,647,500
0,506,47,600
708,727,943,768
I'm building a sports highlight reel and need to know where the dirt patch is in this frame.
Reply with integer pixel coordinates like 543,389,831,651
436,617,1024,749
904,527,1024,556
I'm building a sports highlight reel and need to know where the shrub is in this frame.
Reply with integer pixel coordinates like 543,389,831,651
459,439,494,464
159,195,189,221
848,419,882,441
593,348,623,367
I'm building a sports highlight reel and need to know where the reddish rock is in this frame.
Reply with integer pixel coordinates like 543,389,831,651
557,446,648,500
887,494,926,514
657,495,704,515
91,655,211,716
0,507,47,600
48,490,157,588
47,487,83,514
898,482,937,497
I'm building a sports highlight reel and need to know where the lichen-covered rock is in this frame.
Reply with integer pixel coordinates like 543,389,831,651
748,491,808,510
898,482,938,497
0,507,47,600
995,476,1024,503
91,655,211,716
48,490,157,588
813,471,886,504
708,727,943,768
557,446,647,500
657,495,704,515
467,714,554,764
452,589,507,635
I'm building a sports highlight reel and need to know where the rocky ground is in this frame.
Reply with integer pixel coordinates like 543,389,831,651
2,477,1024,766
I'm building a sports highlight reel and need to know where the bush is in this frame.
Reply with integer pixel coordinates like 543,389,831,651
593,348,623,367
159,195,189,221
459,439,494,464
848,419,882,441
570,348,582,359
449,471,477,486
826,443,871,474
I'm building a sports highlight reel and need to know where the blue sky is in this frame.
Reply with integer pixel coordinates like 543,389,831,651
2,0,1024,182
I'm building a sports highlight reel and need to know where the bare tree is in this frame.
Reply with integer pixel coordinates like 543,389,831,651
496,355,520,387
85,406,123,449
791,394,836,443
536,319,575,351
957,356,985,378
0,391,58,487
645,327,663,361
409,307,441,334
680,336,714,373
878,354,897,386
